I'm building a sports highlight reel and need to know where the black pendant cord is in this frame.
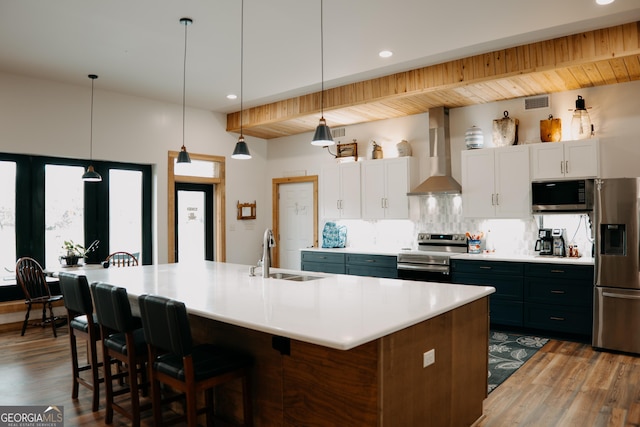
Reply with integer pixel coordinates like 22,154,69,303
90,77,95,160
182,20,188,150
320,0,325,120
240,0,244,138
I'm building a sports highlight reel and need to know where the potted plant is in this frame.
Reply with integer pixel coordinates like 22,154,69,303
60,239,99,266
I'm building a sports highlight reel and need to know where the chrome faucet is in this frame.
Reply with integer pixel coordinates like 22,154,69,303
262,228,276,277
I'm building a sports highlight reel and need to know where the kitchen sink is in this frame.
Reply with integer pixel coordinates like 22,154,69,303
268,272,323,281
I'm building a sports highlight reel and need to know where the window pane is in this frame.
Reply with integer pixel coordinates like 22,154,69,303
45,164,85,269
0,161,16,274
109,169,142,261
177,190,205,262
174,159,220,178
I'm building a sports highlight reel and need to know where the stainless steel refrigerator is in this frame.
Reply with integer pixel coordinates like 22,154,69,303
593,177,640,354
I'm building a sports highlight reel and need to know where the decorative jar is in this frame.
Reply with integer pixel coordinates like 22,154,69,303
465,126,484,149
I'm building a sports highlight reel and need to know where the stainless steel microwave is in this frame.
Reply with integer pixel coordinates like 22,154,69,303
531,179,594,213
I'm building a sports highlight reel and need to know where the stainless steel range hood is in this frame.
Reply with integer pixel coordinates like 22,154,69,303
408,107,462,195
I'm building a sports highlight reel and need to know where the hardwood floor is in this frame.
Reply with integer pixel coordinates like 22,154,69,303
2,324,640,426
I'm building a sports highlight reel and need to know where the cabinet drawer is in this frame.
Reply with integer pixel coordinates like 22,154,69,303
490,299,523,327
524,278,592,307
301,261,345,275
451,260,524,276
524,263,593,281
453,272,523,300
301,251,345,264
346,265,397,279
524,303,592,335
346,253,397,268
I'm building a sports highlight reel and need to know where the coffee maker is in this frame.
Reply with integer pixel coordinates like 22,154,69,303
535,228,553,255
552,228,567,257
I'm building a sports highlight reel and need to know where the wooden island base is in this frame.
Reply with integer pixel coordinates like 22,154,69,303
189,296,489,426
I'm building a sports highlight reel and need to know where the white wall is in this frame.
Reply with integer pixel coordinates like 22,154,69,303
0,72,269,265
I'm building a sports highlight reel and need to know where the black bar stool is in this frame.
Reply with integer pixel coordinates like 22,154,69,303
138,294,253,427
58,272,102,412
91,282,149,427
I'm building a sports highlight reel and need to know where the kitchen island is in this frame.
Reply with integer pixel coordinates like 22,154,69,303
75,261,495,426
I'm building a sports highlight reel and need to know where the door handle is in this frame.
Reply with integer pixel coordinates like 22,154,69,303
549,316,565,321
550,290,565,294
602,292,640,300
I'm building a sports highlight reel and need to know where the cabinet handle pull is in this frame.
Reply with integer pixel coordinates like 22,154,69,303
495,193,499,206
550,269,565,273
560,161,564,174
551,290,565,294
565,161,569,174
491,194,495,206
550,316,565,321
365,259,375,263
479,266,492,270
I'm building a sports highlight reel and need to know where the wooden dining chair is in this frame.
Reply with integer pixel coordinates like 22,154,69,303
15,257,63,337
138,294,253,427
58,272,102,412
105,251,139,267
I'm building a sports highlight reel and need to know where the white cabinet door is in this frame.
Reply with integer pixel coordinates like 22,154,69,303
321,164,341,219
321,162,361,219
564,140,599,178
530,143,565,180
361,161,386,219
361,158,413,219
461,149,496,218
462,146,530,218
384,158,412,219
339,162,362,219
494,146,530,218
530,139,599,180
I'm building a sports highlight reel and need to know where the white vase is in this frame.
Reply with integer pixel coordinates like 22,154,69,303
465,126,484,149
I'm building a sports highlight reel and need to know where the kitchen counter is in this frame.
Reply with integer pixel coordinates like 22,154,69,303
69,261,493,426
452,253,594,265
303,246,595,265
74,261,494,350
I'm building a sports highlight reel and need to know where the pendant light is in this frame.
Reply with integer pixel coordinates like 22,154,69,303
177,17,193,164
82,74,102,182
311,0,334,146
232,0,251,159
570,95,592,140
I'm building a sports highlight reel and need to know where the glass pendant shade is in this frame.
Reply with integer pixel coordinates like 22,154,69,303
177,145,191,163
571,95,592,140
311,118,334,146
82,165,102,182
232,136,251,159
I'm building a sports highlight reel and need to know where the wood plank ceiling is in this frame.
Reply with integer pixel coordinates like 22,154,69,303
227,22,640,140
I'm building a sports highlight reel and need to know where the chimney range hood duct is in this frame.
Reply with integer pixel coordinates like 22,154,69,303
408,106,462,195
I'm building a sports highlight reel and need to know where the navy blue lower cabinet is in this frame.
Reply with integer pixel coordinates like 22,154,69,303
451,260,524,327
523,263,594,336
301,251,345,274
345,254,397,279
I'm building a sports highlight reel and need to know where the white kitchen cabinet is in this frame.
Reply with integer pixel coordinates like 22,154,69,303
461,145,531,218
321,162,361,219
530,139,599,180
361,157,417,219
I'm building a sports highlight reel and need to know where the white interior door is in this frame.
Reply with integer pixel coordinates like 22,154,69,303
278,182,314,269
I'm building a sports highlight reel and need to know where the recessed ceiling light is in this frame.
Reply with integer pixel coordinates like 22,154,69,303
379,50,393,58
596,0,614,4
226,94,238,100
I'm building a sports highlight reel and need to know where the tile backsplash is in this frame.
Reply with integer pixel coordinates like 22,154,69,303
327,195,595,258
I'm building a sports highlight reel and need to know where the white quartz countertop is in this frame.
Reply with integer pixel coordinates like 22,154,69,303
451,253,594,265
69,262,494,351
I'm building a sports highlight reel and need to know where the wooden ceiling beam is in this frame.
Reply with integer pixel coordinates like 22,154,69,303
227,22,640,139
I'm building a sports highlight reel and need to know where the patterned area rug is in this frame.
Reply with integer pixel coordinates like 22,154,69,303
488,331,549,393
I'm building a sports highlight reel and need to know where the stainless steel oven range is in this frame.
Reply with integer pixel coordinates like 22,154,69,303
397,233,467,283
